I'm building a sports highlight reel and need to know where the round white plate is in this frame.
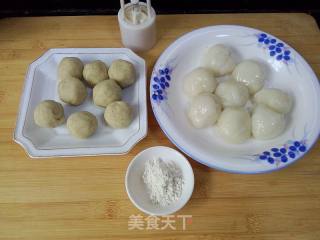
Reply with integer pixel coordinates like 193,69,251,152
150,25,320,174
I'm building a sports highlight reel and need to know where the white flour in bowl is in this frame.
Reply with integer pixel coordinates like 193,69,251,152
142,158,184,207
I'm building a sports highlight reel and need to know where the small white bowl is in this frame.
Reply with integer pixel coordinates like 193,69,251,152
125,146,194,216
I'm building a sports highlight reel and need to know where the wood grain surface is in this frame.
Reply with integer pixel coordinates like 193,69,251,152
0,13,319,240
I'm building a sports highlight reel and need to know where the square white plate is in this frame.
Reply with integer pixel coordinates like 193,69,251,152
14,48,147,158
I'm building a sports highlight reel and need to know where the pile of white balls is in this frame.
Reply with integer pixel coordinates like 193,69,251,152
184,44,293,144
34,57,136,139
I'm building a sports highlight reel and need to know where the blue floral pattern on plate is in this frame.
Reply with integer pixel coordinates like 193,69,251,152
257,32,291,62
254,138,307,166
151,65,174,103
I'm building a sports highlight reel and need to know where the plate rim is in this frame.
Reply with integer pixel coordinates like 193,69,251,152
150,25,320,174
14,48,148,158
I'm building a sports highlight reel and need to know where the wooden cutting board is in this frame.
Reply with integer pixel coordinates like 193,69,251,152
0,13,319,240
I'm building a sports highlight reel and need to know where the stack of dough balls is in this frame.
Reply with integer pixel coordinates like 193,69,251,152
58,57,87,106
184,44,293,144
34,57,136,139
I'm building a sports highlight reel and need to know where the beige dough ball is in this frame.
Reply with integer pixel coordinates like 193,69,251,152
232,60,265,94
58,57,84,80
34,100,65,128
215,80,249,107
108,59,136,88
58,77,87,106
183,67,217,97
217,108,251,144
67,112,98,139
83,60,108,87
251,104,286,140
93,79,122,107
187,93,222,128
104,101,133,128
253,88,293,114
202,44,236,76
